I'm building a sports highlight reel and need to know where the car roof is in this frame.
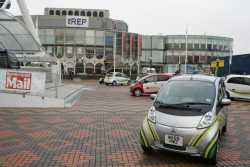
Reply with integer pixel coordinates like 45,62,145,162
227,74,250,78
170,74,219,83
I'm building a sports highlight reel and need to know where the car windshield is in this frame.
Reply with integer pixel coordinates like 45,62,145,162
155,80,216,106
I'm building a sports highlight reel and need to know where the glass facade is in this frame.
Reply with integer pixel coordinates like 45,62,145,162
38,27,232,75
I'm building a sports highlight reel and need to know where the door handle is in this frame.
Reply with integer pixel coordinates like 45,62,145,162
232,89,236,91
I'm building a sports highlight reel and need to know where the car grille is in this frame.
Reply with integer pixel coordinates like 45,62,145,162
163,144,186,151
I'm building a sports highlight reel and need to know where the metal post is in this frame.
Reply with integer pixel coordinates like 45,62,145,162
150,36,152,69
229,43,233,74
184,28,188,73
137,35,140,75
121,32,124,73
113,31,116,73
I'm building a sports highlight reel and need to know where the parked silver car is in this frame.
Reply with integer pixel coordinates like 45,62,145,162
139,75,231,164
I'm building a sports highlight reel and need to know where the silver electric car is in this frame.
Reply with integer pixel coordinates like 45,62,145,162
139,75,231,164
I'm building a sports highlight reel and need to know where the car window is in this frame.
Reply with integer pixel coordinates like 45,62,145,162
157,75,169,81
143,75,157,83
115,73,122,77
121,73,128,78
244,78,250,86
157,80,215,105
227,77,245,85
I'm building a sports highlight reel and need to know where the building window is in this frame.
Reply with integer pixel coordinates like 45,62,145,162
75,11,79,16
56,46,64,59
62,10,67,16
49,10,54,15
56,10,60,16
66,47,74,58
87,11,91,16
96,48,104,59
80,11,85,16
99,12,104,17
86,48,95,59
93,11,98,17
68,11,73,15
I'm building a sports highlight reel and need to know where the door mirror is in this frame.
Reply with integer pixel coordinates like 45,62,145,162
150,94,157,100
221,98,231,105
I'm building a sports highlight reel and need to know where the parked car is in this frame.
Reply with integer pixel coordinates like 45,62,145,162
130,73,173,96
224,75,250,100
104,72,130,86
139,75,231,164
99,77,104,84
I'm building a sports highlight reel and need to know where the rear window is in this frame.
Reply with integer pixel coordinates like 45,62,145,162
157,75,169,81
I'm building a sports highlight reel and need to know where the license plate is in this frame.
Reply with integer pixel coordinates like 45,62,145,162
165,135,183,146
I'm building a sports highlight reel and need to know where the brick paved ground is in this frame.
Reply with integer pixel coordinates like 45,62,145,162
0,80,250,167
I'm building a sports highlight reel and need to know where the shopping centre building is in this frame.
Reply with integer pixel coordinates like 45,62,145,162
22,8,233,74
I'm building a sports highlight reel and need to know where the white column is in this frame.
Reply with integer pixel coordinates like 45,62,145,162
16,0,41,46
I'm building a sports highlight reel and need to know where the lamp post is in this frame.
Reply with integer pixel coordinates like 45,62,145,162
184,27,188,74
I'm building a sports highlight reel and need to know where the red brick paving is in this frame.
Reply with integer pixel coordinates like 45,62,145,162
29,130,55,139
0,151,40,167
0,80,249,167
54,150,94,167
0,130,16,139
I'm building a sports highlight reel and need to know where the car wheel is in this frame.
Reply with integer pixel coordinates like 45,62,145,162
226,91,230,99
127,80,131,86
134,89,142,97
141,144,152,154
112,81,117,86
207,137,220,165
223,122,227,133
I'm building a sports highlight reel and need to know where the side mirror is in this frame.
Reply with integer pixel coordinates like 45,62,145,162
150,94,157,100
221,98,231,105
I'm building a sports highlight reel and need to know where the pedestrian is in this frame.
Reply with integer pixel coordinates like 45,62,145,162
68,68,74,80
61,63,64,80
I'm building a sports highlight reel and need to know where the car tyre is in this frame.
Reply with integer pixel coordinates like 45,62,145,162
112,81,117,86
223,123,227,133
141,144,152,154
134,89,142,97
207,138,220,165
226,91,233,100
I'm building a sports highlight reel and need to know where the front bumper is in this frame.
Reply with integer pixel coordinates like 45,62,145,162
139,117,220,158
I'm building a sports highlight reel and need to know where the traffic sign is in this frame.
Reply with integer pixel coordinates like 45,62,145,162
211,59,224,68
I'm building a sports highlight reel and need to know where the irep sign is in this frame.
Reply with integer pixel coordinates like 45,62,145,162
66,16,89,28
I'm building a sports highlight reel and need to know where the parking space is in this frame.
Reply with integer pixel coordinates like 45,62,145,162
0,80,250,167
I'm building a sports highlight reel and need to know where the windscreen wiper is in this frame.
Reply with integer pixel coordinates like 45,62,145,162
174,102,211,106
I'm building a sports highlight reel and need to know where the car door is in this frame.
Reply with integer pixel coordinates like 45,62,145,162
142,75,158,93
156,75,170,92
226,76,250,98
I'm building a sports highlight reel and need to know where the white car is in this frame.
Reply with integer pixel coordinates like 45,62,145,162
104,72,130,86
224,75,250,100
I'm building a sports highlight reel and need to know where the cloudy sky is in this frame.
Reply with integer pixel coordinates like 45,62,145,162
9,0,250,54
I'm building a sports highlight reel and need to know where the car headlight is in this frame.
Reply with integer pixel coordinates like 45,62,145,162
197,112,215,129
148,106,156,123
